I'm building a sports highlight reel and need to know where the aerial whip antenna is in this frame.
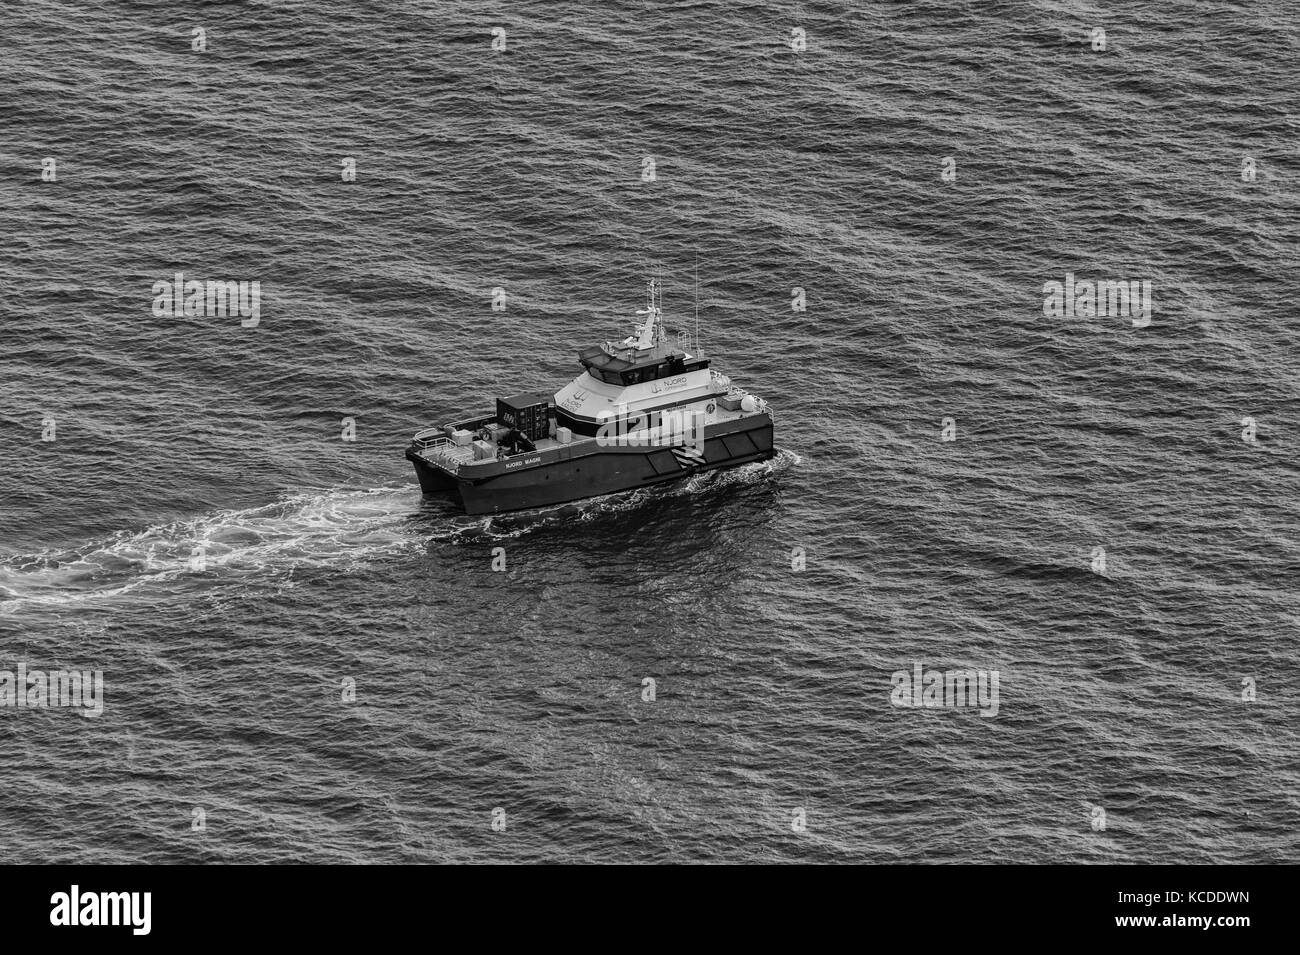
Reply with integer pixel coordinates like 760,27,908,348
694,255,701,358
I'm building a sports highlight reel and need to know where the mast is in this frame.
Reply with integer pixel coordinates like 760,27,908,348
633,277,659,350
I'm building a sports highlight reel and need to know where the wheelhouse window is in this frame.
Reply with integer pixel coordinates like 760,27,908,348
581,356,708,387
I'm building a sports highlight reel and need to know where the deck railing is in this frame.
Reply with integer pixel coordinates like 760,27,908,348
412,428,453,450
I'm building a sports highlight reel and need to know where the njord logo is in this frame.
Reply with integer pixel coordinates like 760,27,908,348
50,885,151,935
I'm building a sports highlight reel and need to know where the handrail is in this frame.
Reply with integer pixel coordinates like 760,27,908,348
413,429,453,450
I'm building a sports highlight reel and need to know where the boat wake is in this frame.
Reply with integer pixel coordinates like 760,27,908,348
0,486,421,612
0,449,800,610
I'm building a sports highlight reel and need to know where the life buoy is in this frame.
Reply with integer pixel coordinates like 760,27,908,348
705,402,715,414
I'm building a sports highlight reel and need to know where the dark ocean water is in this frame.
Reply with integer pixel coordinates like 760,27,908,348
1,0,1297,863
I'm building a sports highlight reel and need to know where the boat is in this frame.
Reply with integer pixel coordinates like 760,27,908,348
405,279,775,514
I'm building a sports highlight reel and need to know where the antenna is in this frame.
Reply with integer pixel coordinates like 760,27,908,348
693,256,701,358
656,274,665,344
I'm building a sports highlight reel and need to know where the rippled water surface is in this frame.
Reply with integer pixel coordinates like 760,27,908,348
0,0,1297,862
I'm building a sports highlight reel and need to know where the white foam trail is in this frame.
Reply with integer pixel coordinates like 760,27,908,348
0,485,420,611
1,449,801,607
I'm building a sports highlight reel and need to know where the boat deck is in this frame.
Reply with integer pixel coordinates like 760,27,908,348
411,431,586,472
411,397,769,475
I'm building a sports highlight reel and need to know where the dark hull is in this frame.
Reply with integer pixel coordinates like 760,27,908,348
407,416,774,515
